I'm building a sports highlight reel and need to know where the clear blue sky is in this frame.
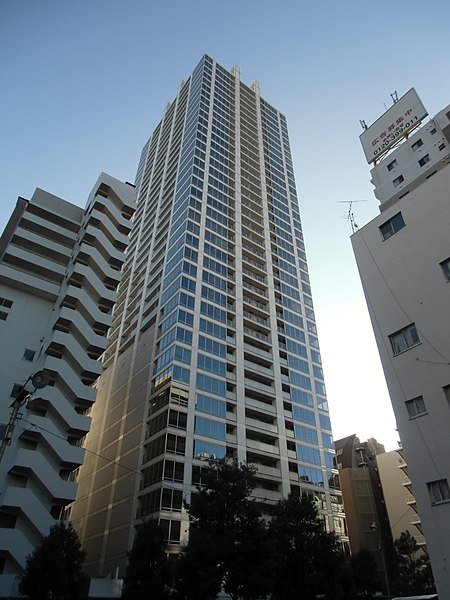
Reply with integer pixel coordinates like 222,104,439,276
2,0,450,450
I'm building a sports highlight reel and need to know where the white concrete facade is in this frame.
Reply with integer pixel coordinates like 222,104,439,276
0,174,135,574
352,102,450,599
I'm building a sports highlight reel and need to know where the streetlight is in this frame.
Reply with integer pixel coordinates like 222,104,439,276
370,521,391,600
0,370,50,463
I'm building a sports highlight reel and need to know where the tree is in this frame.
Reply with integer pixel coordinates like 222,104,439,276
351,548,380,599
19,521,88,600
269,494,347,600
122,519,169,600
178,458,270,600
391,530,436,596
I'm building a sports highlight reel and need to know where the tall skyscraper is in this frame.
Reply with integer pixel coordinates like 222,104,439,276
0,174,135,582
352,91,450,597
71,55,345,576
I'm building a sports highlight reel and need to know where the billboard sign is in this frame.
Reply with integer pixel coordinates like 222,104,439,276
360,88,428,164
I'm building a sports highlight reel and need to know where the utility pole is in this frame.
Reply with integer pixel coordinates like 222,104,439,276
0,370,50,464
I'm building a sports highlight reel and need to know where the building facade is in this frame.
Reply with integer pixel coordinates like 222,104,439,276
376,447,426,549
71,55,345,577
352,96,450,597
335,435,392,592
0,174,135,576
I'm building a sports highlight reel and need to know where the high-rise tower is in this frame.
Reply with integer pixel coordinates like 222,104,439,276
71,55,344,576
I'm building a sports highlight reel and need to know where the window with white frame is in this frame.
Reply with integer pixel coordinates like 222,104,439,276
393,175,405,188
379,212,406,240
440,258,450,281
389,323,420,355
428,479,450,504
405,396,427,419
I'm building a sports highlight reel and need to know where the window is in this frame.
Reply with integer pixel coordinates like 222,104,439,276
428,479,450,504
193,439,226,460
430,127,437,135
0,298,13,308
160,519,181,544
379,212,406,240
389,323,420,355
418,154,430,167
292,406,315,425
168,410,187,430
387,159,398,172
294,424,318,445
0,312,7,321
440,258,450,281
438,143,446,151
10,384,24,398
405,396,427,419
296,444,321,465
164,460,184,483
23,349,36,362
411,139,423,151
161,488,183,511
393,175,405,188
443,385,450,408
299,465,323,485
194,416,226,441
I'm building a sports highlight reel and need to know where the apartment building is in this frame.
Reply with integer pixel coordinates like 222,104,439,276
352,90,450,597
0,174,135,582
71,55,345,576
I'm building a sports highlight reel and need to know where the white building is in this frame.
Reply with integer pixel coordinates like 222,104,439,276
71,55,346,577
352,93,450,598
0,173,135,577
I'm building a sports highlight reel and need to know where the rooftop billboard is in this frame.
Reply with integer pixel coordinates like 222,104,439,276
360,88,428,164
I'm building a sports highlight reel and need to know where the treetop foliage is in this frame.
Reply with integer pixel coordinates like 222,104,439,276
19,521,88,600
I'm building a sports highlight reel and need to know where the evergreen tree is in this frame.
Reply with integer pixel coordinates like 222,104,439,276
351,548,380,599
122,519,169,600
19,521,88,600
391,530,436,596
179,458,270,600
269,494,347,600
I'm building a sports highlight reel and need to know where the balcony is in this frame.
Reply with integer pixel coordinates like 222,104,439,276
243,280,268,298
245,396,276,414
243,327,269,342
246,416,278,434
246,438,279,456
410,513,421,526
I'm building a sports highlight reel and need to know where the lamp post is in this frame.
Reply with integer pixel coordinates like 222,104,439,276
0,370,50,463
370,521,391,600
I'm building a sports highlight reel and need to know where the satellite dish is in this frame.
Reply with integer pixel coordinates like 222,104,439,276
31,370,50,389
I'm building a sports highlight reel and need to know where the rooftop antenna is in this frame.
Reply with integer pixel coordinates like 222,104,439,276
337,200,367,234
359,120,368,131
391,90,398,104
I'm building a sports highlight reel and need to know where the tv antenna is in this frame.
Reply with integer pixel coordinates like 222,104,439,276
337,200,367,234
